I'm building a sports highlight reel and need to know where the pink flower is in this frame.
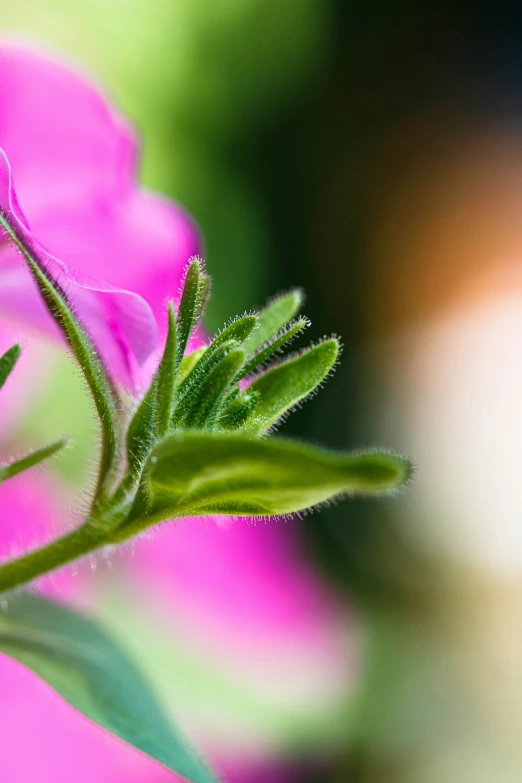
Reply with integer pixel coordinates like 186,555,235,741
0,44,353,782
0,43,199,387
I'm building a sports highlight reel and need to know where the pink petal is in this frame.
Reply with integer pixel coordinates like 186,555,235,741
30,186,200,342
0,322,50,436
0,43,201,386
0,43,136,213
0,148,159,385
127,517,350,662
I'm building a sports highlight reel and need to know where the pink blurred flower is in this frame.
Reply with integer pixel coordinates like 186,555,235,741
0,43,199,387
0,43,352,782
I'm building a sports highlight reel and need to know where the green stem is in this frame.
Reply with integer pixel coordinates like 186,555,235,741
0,524,107,594
0,215,120,502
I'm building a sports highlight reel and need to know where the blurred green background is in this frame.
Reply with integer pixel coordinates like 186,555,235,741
4,1,522,781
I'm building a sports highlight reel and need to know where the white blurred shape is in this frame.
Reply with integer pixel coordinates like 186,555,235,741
387,290,522,573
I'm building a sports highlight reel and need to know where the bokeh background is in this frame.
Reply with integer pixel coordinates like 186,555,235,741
1,1,522,781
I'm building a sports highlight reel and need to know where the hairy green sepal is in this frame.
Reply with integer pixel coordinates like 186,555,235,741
118,431,410,535
0,344,21,390
245,339,340,433
243,288,303,353
176,258,208,362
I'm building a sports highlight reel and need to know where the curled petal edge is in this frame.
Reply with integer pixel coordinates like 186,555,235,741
0,148,158,388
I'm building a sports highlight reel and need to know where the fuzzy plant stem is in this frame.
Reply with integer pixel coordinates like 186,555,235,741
0,523,108,594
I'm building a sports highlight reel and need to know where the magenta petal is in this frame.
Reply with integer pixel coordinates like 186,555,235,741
0,43,136,213
0,149,158,385
129,517,349,656
30,186,201,343
0,43,201,385
0,656,177,783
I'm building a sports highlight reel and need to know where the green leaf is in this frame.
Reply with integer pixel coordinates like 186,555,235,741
245,339,339,434
125,378,158,480
0,344,21,390
172,315,256,429
207,314,257,353
176,258,209,363
0,216,119,498
154,302,177,437
181,348,246,429
0,439,68,483
243,289,303,354
236,316,309,381
222,384,241,406
219,391,260,430
122,431,411,531
174,315,255,408
172,340,239,427
0,593,218,783
177,347,207,385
